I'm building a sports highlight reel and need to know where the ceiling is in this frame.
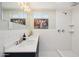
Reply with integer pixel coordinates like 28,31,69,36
2,2,74,10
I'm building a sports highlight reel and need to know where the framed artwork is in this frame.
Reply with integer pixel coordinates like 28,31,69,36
34,18,48,29
10,18,26,25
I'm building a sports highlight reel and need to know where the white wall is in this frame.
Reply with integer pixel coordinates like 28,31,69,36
0,3,4,56
56,10,72,50
0,3,2,21
2,9,27,21
0,20,9,30
34,29,58,52
72,5,79,55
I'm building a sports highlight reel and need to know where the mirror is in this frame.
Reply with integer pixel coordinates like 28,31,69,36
1,2,56,30
2,2,32,30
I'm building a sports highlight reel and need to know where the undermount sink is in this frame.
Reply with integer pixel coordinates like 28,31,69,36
4,34,39,53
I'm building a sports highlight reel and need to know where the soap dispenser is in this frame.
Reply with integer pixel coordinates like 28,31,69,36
23,33,26,40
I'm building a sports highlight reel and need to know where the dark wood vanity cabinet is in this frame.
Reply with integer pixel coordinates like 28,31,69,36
5,52,37,57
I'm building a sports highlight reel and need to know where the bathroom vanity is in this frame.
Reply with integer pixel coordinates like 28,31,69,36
4,35,39,57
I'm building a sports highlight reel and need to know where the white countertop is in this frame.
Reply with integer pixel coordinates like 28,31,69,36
5,34,39,53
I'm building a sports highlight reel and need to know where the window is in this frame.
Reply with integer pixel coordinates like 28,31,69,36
33,12,48,29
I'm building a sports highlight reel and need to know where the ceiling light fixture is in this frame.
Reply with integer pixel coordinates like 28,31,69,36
18,2,31,13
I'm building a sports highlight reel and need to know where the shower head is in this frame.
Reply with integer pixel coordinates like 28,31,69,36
72,2,79,6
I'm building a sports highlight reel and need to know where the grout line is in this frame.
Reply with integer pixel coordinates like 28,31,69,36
56,49,64,57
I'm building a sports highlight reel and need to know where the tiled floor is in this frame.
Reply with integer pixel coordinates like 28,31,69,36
59,50,79,57
39,51,60,57
39,50,79,57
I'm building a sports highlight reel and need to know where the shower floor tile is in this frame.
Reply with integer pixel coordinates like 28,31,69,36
39,51,60,57
59,50,79,57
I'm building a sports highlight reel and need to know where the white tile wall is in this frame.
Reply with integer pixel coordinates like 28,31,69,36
0,2,4,56
72,5,79,55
